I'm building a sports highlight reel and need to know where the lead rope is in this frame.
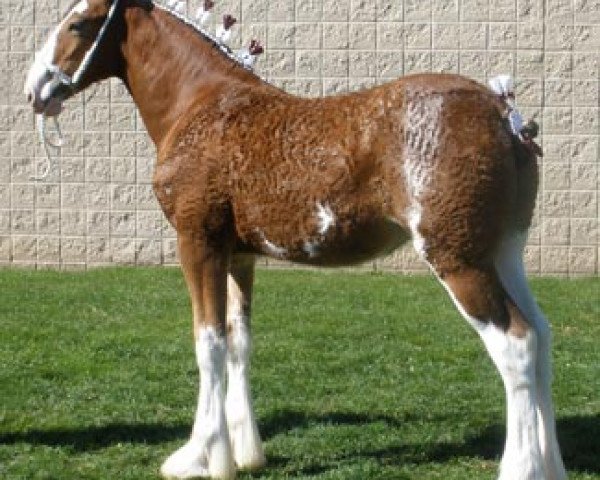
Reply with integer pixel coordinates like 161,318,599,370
33,114,64,181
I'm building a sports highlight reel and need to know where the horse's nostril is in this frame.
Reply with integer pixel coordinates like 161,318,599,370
26,92,33,104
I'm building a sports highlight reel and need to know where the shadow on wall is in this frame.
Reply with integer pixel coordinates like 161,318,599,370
0,411,598,474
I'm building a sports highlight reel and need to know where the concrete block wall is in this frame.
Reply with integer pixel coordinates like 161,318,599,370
1,0,598,275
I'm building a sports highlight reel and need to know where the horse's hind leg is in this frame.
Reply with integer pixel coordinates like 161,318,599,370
225,254,266,470
494,233,567,480
433,262,545,480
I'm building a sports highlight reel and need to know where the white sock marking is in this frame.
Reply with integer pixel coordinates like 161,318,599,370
225,273,266,470
161,326,235,479
494,232,568,480
435,272,545,480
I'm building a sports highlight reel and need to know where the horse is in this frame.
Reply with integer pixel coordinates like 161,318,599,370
23,1,568,479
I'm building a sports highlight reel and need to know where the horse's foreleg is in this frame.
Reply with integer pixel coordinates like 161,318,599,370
225,254,266,470
161,234,235,480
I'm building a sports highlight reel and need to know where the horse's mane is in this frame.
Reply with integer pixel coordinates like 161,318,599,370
152,0,266,80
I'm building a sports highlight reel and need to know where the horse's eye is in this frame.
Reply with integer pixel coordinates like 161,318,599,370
68,20,86,34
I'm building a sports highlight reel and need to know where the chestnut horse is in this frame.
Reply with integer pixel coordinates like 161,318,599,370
24,1,567,479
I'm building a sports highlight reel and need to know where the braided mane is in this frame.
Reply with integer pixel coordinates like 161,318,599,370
152,0,265,78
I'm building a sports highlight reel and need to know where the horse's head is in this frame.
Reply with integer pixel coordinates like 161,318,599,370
24,0,122,117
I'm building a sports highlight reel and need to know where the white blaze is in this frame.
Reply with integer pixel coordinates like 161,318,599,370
24,1,89,107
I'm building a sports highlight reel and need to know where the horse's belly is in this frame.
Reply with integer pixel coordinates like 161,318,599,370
250,216,410,267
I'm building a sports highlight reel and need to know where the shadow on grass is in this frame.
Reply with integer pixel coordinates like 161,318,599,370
1,411,598,475
259,410,600,475
0,422,189,452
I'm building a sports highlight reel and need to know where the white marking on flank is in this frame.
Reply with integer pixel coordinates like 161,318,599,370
303,240,320,258
407,203,425,259
256,230,287,258
316,203,335,235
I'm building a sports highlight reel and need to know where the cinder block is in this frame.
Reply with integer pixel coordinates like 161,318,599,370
404,0,432,22
321,51,349,77
322,0,349,21
489,23,517,50
570,218,598,245
461,0,489,21
571,163,598,190
574,0,600,22
543,107,573,134
111,238,136,264
350,0,376,21
269,24,296,49
569,247,598,274
573,108,599,134
349,23,376,50
0,236,10,261
111,157,136,183
36,210,60,235
490,0,517,20
61,210,87,236
136,239,162,265
488,52,514,76
323,23,348,49
546,0,574,23
137,210,165,238
518,23,544,49
376,0,403,21
60,157,85,182
110,104,137,131
297,0,323,22
404,51,433,75
10,1,34,25
110,211,136,237
349,51,377,77
377,51,403,78
87,211,110,235
111,132,136,157
12,236,36,262
37,236,60,262
573,80,599,106
542,218,570,245
433,0,459,22
432,24,460,50
431,51,459,74
87,236,110,263
404,23,431,49
296,50,322,77
265,50,295,76
571,191,597,218
84,104,111,131
323,78,349,95
518,0,543,21
268,0,295,21
545,52,573,79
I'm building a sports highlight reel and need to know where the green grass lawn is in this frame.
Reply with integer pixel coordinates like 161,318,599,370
0,268,598,479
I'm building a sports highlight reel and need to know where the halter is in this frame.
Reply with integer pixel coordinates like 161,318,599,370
45,0,122,98
33,0,122,180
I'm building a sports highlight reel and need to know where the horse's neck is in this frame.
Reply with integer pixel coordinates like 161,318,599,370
120,4,261,148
